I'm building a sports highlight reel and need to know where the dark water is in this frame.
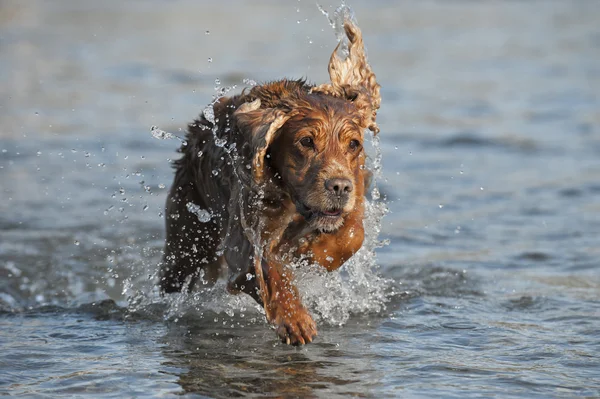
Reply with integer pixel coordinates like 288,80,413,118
1,1,599,397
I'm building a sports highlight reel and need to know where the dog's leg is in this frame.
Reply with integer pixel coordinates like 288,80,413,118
226,263,262,305
254,253,317,346
227,251,317,345
160,240,222,293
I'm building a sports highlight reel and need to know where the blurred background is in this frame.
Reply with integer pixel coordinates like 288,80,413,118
1,1,599,397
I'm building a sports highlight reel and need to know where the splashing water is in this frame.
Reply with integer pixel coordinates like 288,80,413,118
202,106,215,125
150,125,175,140
150,125,186,144
317,2,356,58
296,199,390,325
186,202,213,223
201,81,240,149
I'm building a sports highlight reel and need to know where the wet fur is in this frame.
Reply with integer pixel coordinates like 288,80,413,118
160,18,380,345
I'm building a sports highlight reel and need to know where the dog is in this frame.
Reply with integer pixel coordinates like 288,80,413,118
159,13,380,345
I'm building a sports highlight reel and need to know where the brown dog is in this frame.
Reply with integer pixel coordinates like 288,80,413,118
159,16,380,345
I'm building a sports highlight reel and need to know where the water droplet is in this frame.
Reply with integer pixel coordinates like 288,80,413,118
205,30,210,35
186,202,212,223
214,78,221,85
480,187,484,191
439,204,443,209
207,57,213,63
371,187,380,200
203,106,215,123
143,205,149,211
36,151,42,156
74,240,80,246
151,125,175,140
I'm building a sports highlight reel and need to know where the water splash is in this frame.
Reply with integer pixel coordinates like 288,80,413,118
202,106,215,125
186,202,213,223
150,125,175,140
317,2,356,58
150,125,186,144
296,197,390,326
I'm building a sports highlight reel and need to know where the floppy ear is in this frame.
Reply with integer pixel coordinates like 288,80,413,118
234,99,291,184
312,16,381,134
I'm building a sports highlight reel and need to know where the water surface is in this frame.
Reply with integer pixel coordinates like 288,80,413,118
1,1,599,398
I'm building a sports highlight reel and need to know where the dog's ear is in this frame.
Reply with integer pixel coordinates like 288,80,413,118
312,18,381,134
234,99,291,184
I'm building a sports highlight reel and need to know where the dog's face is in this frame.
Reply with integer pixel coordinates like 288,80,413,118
268,95,366,232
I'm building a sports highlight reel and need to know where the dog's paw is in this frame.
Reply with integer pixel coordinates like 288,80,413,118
272,305,317,346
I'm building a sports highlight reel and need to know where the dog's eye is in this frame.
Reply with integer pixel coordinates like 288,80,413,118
299,137,315,149
349,139,361,151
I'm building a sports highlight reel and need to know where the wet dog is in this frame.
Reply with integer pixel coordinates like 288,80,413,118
159,13,380,345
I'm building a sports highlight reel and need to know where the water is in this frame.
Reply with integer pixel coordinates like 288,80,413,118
1,1,599,397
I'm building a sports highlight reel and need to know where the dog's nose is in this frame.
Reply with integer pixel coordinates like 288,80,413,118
325,178,353,196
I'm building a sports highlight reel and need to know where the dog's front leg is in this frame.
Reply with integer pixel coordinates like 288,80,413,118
253,253,317,345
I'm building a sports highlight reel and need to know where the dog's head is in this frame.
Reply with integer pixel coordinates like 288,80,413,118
234,16,379,233
235,95,366,232
276,95,367,232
